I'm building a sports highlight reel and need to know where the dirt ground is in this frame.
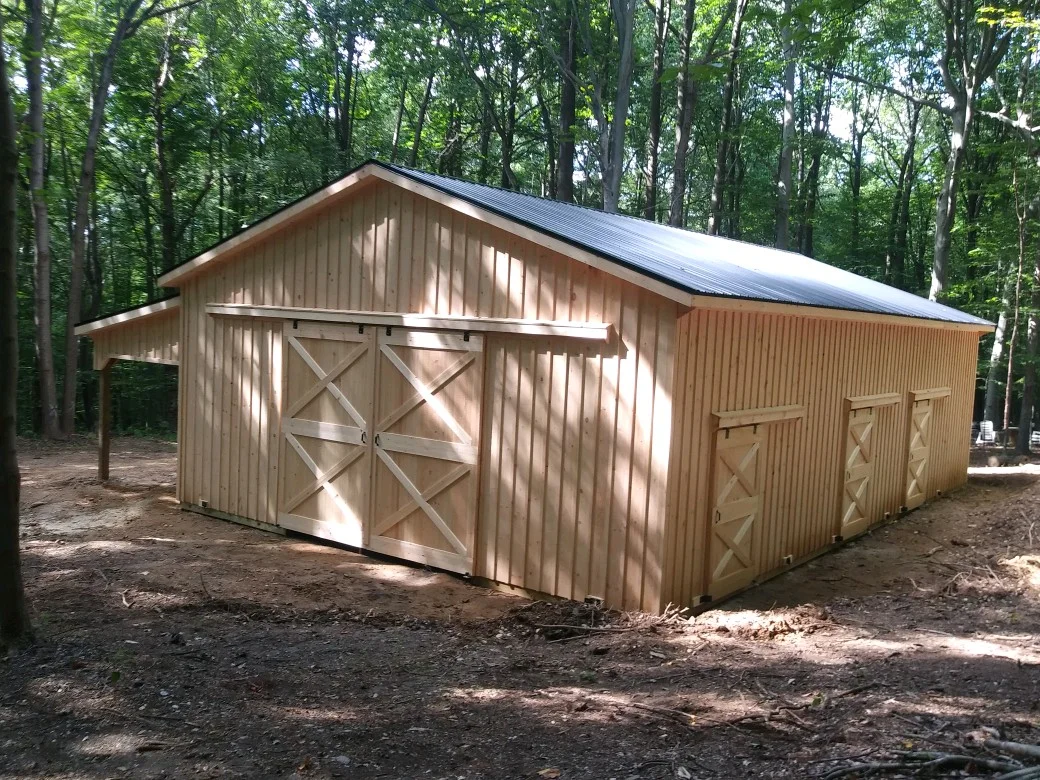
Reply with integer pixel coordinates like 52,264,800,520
2,438,1039,780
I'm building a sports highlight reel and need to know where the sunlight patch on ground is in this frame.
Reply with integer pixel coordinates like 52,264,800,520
283,541,350,555
29,540,140,558
969,464,1040,476
26,504,143,536
1005,555,1040,588
74,731,151,757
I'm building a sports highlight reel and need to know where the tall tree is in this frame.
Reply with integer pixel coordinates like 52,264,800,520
775,0,797,249
708,0,750,235
642,0,670,221
0,7,30,647
555,7,577,203
573,0,639,211
927,0,1016,300
61,0,201,434
668,0,731,226
23,0,61,439
884,102,921,287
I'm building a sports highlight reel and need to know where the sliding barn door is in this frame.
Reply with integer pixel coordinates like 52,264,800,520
278,323,375,546
840,407,876,538
905,398,932,510
707,425,763,598
368,330,484,574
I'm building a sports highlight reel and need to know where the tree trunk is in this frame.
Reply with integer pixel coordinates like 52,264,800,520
389,76,408,164
799,72,832,258
500,50,519,190
555,9,576,203
985,301,1009,423
1017,200,1040,453
1018,299,1038,454
477,103,492,184
138,174,157,298
849,126,867,264
725,87,744,239
775,0,796,249
1003,186,1028,433
669,0,697,226
599,0,637,213
708,0,749,235
61,0,148,435
408,72,434,168
929,102,970,300
536,81,557,198
338,28,357,169
642,0,669,221
0,11,30,646
153,22,177,271
884,103,920,289
24,0,60,439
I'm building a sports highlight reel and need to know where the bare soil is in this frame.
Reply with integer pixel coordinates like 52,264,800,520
2,437,1039,779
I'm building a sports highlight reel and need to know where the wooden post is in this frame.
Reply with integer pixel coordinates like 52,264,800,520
98,359,113,481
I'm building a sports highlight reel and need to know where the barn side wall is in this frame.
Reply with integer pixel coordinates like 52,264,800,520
175,178,677,612
662,307,981,608
91,308,180,369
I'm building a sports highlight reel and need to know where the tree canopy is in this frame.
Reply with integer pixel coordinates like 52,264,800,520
6,0,1040,442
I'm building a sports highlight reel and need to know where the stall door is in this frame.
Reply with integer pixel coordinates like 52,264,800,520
368,330,484,574
905,398,932,510
707,425,763,598
278,323,375,547
840,407,876,538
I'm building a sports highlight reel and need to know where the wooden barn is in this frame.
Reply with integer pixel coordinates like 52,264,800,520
75,160,993,613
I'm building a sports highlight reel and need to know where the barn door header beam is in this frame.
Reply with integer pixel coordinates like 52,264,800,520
206,303,616,342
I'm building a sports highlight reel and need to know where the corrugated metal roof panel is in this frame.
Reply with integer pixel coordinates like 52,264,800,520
385,163,991,327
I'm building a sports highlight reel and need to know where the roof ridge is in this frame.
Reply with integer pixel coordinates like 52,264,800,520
380,160,815,262
381,160,688,230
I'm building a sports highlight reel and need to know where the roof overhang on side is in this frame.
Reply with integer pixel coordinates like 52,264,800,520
688,294,996,334
75,297,181,369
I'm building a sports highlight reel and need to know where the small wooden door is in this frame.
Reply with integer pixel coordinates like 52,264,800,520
368,330,484,574
905,398,932,510
707,425,762,598
278,323,375,546
840,407,876,538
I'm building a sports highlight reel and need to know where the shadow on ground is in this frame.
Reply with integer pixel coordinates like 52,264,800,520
3,439,1039,779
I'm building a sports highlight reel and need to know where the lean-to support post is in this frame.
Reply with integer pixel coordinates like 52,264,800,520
98,358,114,481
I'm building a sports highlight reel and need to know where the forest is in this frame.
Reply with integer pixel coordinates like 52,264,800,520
3,0,1040,443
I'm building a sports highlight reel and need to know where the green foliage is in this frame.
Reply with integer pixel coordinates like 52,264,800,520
5,0,1039,435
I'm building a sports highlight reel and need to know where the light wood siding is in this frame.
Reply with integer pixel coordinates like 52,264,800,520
91,307,180,369
663,308,980,607
176,178,676,612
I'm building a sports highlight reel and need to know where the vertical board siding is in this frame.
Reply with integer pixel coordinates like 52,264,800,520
177,178,676,612
664,308,980,608
91,308,180,369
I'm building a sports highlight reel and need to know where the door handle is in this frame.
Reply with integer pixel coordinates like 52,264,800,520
374,433,381,447
361,431,366,445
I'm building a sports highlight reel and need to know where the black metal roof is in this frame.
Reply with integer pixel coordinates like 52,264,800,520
383,162,991,328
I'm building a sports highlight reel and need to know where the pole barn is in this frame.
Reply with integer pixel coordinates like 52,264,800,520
75,161,993,613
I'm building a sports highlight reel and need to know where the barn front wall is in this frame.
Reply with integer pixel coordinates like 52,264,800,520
175,177,677,612
663,307,980,608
